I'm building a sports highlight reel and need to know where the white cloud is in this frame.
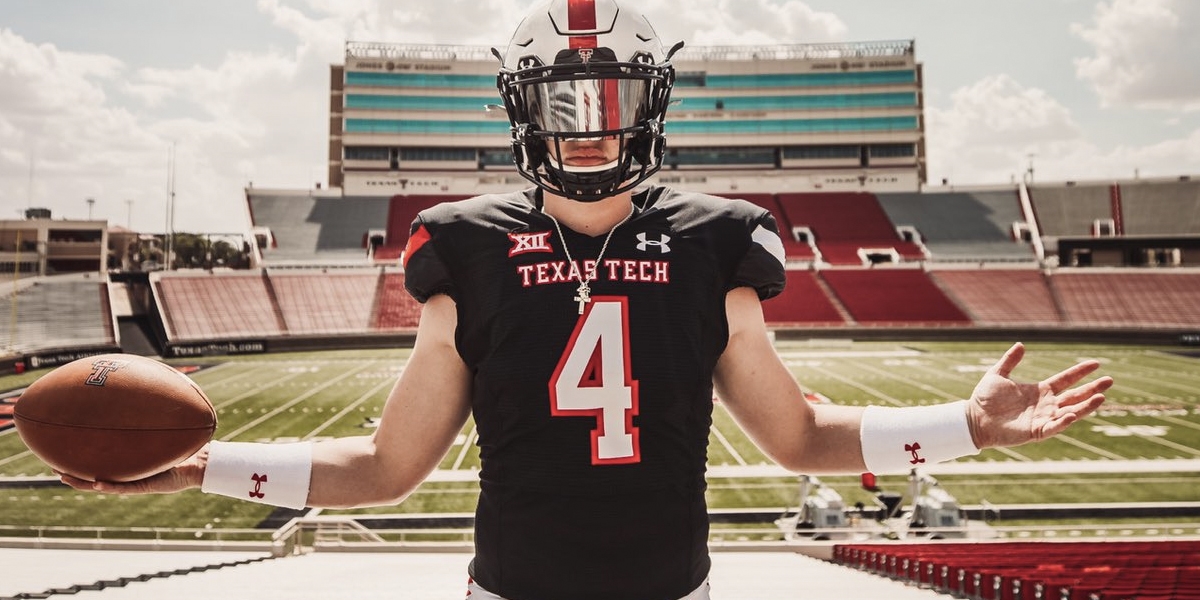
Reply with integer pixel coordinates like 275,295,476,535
926,74,1085,184
0,29,123,116
644,0,846,47
928,72,1200,184
0,30,170,225
1072,0,1200,110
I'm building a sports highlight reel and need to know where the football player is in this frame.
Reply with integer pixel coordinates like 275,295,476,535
63,1,1112,599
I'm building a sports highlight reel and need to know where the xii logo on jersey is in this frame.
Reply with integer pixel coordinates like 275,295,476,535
508,231,554,257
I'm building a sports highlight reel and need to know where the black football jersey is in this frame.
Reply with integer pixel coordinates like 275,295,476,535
403,186,785,600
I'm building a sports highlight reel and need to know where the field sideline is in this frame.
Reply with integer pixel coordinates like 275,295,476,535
1,340,1197,530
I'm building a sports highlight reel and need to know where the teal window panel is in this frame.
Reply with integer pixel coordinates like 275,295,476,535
675,70,916,88
674,91,916,111
345,118,511,135
345,71,497,89
344,94,500,111
667,116,918,134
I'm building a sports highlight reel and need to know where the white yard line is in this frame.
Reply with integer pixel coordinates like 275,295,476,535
304,377,394,440
710,423,747,466
451,426,477,470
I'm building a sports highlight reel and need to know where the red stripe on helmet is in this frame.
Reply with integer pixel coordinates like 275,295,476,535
566,0,598,48
567,0,597,30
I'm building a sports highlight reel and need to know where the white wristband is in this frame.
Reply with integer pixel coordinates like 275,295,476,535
859,400,980,474
201,441,313,509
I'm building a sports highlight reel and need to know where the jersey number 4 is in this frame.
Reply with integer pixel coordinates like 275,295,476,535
549,297,641,465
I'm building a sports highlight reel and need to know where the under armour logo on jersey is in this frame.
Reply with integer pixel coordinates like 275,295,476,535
508,231,554,257
636,232,671,254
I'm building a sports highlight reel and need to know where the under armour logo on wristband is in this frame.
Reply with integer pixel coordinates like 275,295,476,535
905,442,925,465
250,473,268,499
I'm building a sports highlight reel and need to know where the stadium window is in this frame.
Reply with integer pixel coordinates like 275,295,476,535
895,225,921,244
1091,219,1116,237
1011,222,1032,242
479,149,515,168
344,146,390,161
675,71,707,87
399,148,476,162
672,147,776,167
782,145,859,160
858,248,899,265
1069,248,1093,267
1144,248,1182,267
868,144,916,158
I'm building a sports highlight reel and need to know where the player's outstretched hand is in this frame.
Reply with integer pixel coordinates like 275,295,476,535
58,446,207,495
965,343,1113,449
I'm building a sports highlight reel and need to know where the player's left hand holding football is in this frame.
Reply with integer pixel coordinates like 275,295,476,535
965,342,1113,449
58,447,207,495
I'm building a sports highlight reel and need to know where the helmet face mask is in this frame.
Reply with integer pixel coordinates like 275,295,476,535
497,0,678,202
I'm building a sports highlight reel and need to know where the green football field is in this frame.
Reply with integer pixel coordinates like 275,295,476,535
1,341,1198,532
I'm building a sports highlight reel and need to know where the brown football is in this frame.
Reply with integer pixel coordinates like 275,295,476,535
14,354,217,482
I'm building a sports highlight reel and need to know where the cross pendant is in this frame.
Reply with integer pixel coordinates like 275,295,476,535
574,283,591,314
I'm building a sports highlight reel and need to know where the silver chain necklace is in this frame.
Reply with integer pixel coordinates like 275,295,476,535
545,205,635,314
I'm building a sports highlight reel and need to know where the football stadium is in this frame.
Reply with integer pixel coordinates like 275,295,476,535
2,23,1200,600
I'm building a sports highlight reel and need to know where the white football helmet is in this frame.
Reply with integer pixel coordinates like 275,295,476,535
496,0,681,201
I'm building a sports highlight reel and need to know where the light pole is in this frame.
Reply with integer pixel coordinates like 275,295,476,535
86,197,95,220
126,199,133,229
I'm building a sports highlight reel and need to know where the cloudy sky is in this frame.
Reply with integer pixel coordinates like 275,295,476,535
1,0,1197,233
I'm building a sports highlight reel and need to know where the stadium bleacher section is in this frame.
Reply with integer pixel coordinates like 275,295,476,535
134,262,1200,351
1027,182,1116,241
877,189,1035,263
1120,179,1200,236
818,268,971,325
153,271,284,341
149,268,423,349
0,274,116,357
761,270,848,326
269,269,379,335
777,192,927,265
5,178,1199,366
247,191,390,263
835,540,1200,600
1050,270,1200,328
372,272,423,331
929,268,1062,326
